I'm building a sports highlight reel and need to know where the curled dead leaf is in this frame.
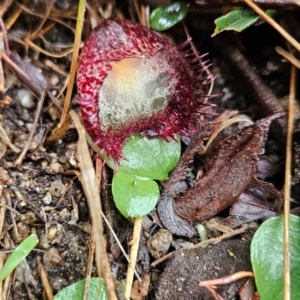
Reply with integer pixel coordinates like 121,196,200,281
174,113,284,222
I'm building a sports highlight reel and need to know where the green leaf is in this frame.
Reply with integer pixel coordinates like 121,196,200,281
112,171,159,218
107,135,181,181
213,8,275,36
251,215,300,300
150,2,189,31
54,278,108,300
0,234,39,282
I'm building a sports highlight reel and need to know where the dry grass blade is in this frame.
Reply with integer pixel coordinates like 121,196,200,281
275,46,300,69
0,123,21,154
101,212,141,281
0,48,4,99
0,187,7,294
0,187,6,232
124,216,143,300
243,0,300,52
47,0,85,143
236,6,298,298
10,36,74,58
283,65,297,300
0,0,14,17
37,256,53,300
204,117,254,153
46,110,72,143
1,237,11,299
83,225,95,300
69,110,117,300
58,0,85,129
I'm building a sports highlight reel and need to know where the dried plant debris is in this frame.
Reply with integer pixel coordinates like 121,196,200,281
157,130,212,237
223,177,280,228
158,113,283,236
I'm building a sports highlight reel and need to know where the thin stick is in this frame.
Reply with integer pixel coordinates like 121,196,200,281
243,0,300,52
37,256,54,299
83,225,95,300
151,224,249,267
0,123,21,153
276,46,300,69
70,110,117,300
101,211,141,281
283,64,297,300
124,216,143,299
58,0,85,128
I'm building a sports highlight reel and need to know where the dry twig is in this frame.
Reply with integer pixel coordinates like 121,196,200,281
70,110,117,300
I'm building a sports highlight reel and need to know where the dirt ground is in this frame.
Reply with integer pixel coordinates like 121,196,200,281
0,1,300,299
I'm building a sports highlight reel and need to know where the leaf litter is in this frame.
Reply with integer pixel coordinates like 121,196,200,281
158,113,283,236
174,113,283,222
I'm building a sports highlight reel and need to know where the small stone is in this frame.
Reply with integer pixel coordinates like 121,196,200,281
19,212,37,224
80,221,91,234
65,143,78,168
41,160,48,169
11,222,30,244
25,123,34,131
59,208,71,220
146,229,173,259
48,180,66,197
48,227,57,239
49,162,64,173
43,247,63,269
39,233,50,249
42,192,52,205
17,120,24,126
17,88,35,108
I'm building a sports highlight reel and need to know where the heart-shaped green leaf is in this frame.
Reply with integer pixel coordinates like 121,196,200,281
107,135,181,180
53,278,108,300
112,171,159,218
251,215,300,300
150,2,189,31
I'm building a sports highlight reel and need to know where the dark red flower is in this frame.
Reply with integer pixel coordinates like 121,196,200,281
77,18,213,162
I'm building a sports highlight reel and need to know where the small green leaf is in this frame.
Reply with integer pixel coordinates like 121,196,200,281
54,278,108,300
150,2,189,31
0,234,39,282
112,171,159,218
107,135,181,181
213,8,275,36
251,215,300,300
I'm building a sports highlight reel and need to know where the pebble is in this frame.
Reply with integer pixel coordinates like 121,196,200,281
42,192,52,205
49,162,64,173
39,233,50,249
48,180,66,197
146,229,173,259
17,88,35,108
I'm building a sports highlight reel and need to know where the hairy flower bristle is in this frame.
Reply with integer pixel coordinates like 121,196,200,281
77,18,214,162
